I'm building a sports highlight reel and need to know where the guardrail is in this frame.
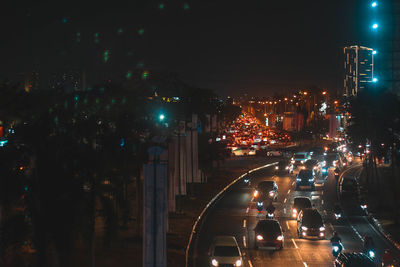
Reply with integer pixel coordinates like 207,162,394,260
185,161,279,267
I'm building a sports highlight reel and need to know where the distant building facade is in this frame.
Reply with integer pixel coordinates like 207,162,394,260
343,45,374,97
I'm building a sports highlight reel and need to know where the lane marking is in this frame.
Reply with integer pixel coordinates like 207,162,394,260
292,238,298,249
243,235,247,248
303,262,308,267
350,224,363,240
248,260,253,267
288,189,291,194
246,207,250,214
284,208,287,214
321,199,324,205
292,181,295,186
286,221,290,229
243,219,246,228
284,198,287,203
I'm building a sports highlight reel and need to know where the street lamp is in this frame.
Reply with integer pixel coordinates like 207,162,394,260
372,77,379,82
371,1,378,8
159,113,165,121
372,50,377,55
372,23,379,29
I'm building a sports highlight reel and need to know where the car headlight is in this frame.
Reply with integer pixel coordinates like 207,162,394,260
269,191,274,197
301,226,308,231
292,208,297,214
291,160,295,163
256,235,264,240
285,166,289,170
211,259,218,266
253,190,259,197
296,178,301,182
319,226,325,231
275,166,279,170
235,259,242,266
308,178,314,182
276,235,284,241
300,161,304,164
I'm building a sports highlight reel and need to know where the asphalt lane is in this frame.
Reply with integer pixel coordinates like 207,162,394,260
191,159,399,267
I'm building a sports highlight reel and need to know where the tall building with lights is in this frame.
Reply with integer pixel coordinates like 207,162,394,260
343,45,374,97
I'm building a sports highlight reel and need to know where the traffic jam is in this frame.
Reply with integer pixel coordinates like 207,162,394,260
206,113,395,267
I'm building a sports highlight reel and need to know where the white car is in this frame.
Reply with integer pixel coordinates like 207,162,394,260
209,236,243,267
267,150,282,157
232,147,250,156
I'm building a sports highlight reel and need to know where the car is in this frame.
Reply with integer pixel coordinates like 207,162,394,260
232,147,250,156
248,147,256,156
334,252,375,266
304,159,321,173
325,152,338,167
253,181,278,202
267,149,282,157
274,159,291,173
297,208,325,239
296,169,316,190
291,197,312,219
254,219,284,250
339,177,359,198
291,152,310,167
208,236,243,267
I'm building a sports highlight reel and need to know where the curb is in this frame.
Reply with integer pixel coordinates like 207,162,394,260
184,161,278,267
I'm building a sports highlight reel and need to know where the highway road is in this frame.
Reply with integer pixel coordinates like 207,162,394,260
189,161,400,267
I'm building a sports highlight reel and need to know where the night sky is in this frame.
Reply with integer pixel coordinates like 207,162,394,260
1,0,373,96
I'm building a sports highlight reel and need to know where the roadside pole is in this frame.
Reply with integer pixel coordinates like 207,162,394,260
143,137,168,267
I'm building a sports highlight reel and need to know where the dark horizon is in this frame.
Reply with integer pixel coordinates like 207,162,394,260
1,0,372,96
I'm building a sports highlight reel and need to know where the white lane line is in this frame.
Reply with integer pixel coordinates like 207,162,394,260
292,181,295,186
321,199,324,205
288,189,291,194
246,207,250,214
303,262,308,267
243,235,247,248
350,225,363,240
286,221,290,229
248,260,254,267
243,219,246,228
283,208,287,214
292,238,298,249
284,198,287,203
321,191,324,195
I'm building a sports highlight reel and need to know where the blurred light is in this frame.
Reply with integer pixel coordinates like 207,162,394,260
372,50,377,55
372,23,379,29
322,91,327,95
371,1,378,7
372,77,378,82
159,114,165,121
303,92,308,95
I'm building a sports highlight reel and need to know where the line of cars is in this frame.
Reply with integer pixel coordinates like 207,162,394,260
208,146,338,266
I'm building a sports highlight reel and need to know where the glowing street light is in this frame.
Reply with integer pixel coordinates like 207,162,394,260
372,77,379,82
372,23,379,29
159,114,165,121
372,50,377,55
371,1,378,7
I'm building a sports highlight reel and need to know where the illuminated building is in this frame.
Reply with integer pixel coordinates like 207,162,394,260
343,45,374,97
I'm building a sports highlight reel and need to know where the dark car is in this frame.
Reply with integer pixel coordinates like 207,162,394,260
340,178,359,198
274,159,291,173
296,169,315,190
304,159,321,173
334,252,375,266
253,181,278,202
297,208,325,239
291,197,312,219
325,152,338,167
254,219,284,250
